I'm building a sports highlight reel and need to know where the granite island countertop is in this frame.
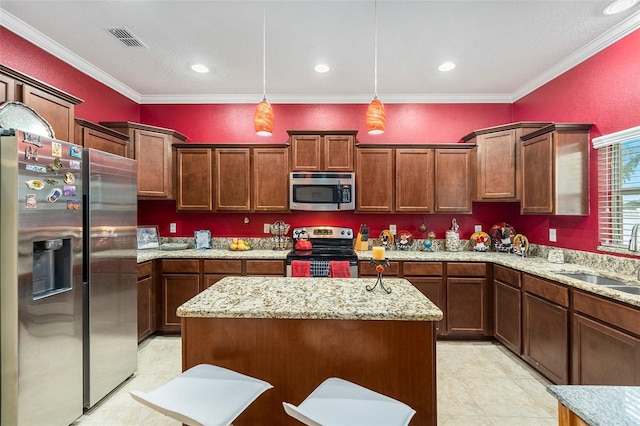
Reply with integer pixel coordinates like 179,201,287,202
547,385,640,426
177,276,443,321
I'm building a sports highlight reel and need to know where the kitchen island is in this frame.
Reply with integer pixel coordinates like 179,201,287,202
177,276,443,425
547,385,640,425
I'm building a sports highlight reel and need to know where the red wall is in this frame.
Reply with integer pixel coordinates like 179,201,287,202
513,28,640,251
5,24,640,253
0,28,139,123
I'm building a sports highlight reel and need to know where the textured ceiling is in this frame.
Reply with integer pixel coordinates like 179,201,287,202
1,0,640,104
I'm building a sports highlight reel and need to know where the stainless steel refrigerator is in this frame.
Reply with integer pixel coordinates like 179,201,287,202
1,130,137,425
1,129,85,425
82,148,137,409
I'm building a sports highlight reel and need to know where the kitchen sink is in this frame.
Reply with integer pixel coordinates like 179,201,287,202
555,272,640,295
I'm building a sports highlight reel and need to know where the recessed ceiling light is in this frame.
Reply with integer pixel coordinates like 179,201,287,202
603,0,638,15
191,64,209,73
438,62,456,72
314,64,330,73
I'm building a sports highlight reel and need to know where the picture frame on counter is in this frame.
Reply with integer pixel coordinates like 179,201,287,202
194,230,211,250
137,226,160,250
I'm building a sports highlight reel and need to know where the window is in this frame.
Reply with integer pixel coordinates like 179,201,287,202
593,126,640,250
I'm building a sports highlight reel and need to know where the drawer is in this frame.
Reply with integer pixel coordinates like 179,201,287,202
245,260,285,276
447,262,486,277
162,259,200,274
203,259,242,274
359,261,400,277
137,261,153,279
494,265,521,288
572,290,640,336
403,262,443,277
523,274,569,307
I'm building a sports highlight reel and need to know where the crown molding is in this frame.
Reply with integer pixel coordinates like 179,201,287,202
1,9,142,103
511,9,640,102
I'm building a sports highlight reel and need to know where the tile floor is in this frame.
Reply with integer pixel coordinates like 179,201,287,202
75,336,558,425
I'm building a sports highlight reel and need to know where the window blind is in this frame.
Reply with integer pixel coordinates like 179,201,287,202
593,126,640,248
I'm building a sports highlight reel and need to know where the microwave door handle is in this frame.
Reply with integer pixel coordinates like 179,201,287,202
336,184,342,209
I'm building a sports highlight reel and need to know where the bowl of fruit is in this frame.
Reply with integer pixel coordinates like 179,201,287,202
229,238,251,251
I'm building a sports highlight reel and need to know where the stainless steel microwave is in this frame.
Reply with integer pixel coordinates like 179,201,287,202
290,172,355,211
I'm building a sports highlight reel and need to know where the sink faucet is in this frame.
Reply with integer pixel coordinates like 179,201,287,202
630,224,640,252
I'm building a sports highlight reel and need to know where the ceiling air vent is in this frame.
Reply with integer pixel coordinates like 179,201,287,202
107,27,147,48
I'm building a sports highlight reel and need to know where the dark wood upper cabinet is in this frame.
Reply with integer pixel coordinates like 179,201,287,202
176,147,214,211
395,149,434,212
462,122,549,202
1,65,83,143
75,119,129,157
252,148,289,211
355,148,394,212
215,148,251,211
289,130,357,171
434,148,472,213
520,123,592,215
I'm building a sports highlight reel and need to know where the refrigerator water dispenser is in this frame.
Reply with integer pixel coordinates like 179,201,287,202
32,238,72,299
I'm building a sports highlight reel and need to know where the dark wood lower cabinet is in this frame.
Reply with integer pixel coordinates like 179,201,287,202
523,292,569,384
572,313,640,385
137,261,155,343
494,280,521,354
408,277,444,335
446,277,490,336
162,274,200,332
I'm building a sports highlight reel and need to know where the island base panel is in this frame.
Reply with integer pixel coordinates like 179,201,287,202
182,317,437,425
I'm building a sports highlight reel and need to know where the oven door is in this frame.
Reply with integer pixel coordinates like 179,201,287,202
286,258,358,278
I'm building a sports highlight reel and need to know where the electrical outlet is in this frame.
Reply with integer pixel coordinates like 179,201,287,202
169,223,176,233
549,228,557,242
389,224,397,234
474,225,482,232
263,223,271,233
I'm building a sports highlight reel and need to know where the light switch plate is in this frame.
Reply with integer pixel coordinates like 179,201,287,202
549,228,557,242
389,224,397,234
474,225,482,232
263,223,271,233
169,223,176,233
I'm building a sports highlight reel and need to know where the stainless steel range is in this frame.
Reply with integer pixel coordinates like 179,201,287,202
286,226,358,278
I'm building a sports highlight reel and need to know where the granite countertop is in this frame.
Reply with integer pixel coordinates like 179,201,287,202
138,246,640,308
547,385,640,425
177,276,443,321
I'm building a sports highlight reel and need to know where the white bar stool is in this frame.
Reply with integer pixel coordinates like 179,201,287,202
129,364,272,426
282,377,416,426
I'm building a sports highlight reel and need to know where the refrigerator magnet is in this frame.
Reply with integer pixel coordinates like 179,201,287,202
67,200,79,210
70,146,82,158
47,188,62,203
51,142,62,158
26,194,37,208
63,172,75,184
25,146,39,161
63,186,76,197
69,160,80,170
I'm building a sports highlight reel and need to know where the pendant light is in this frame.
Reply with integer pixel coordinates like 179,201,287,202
366,0,385,135
254,2,274,136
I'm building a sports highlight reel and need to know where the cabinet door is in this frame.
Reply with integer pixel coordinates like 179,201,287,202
523,292,569,384
434,149,472,213
521,133,554,214
0,73,15,103
291,135,322,171
245,260,285,276
135,129,172,198
572,313,640,385
494,280,521,354
355,149,393,212
324,135,354,171
215,148,250,211
19,84,75,142
395,149,434,212
252,148,289,211
137,276,154,343
476,130,519,200
176,148,213,211
446,277,489,336
79,125,128,157
407,277,444,335
162,274,200,332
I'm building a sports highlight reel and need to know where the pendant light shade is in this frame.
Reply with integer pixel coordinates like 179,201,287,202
366,97,385,135
366,0,384,135
254,2,273,136
254,97,274,136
